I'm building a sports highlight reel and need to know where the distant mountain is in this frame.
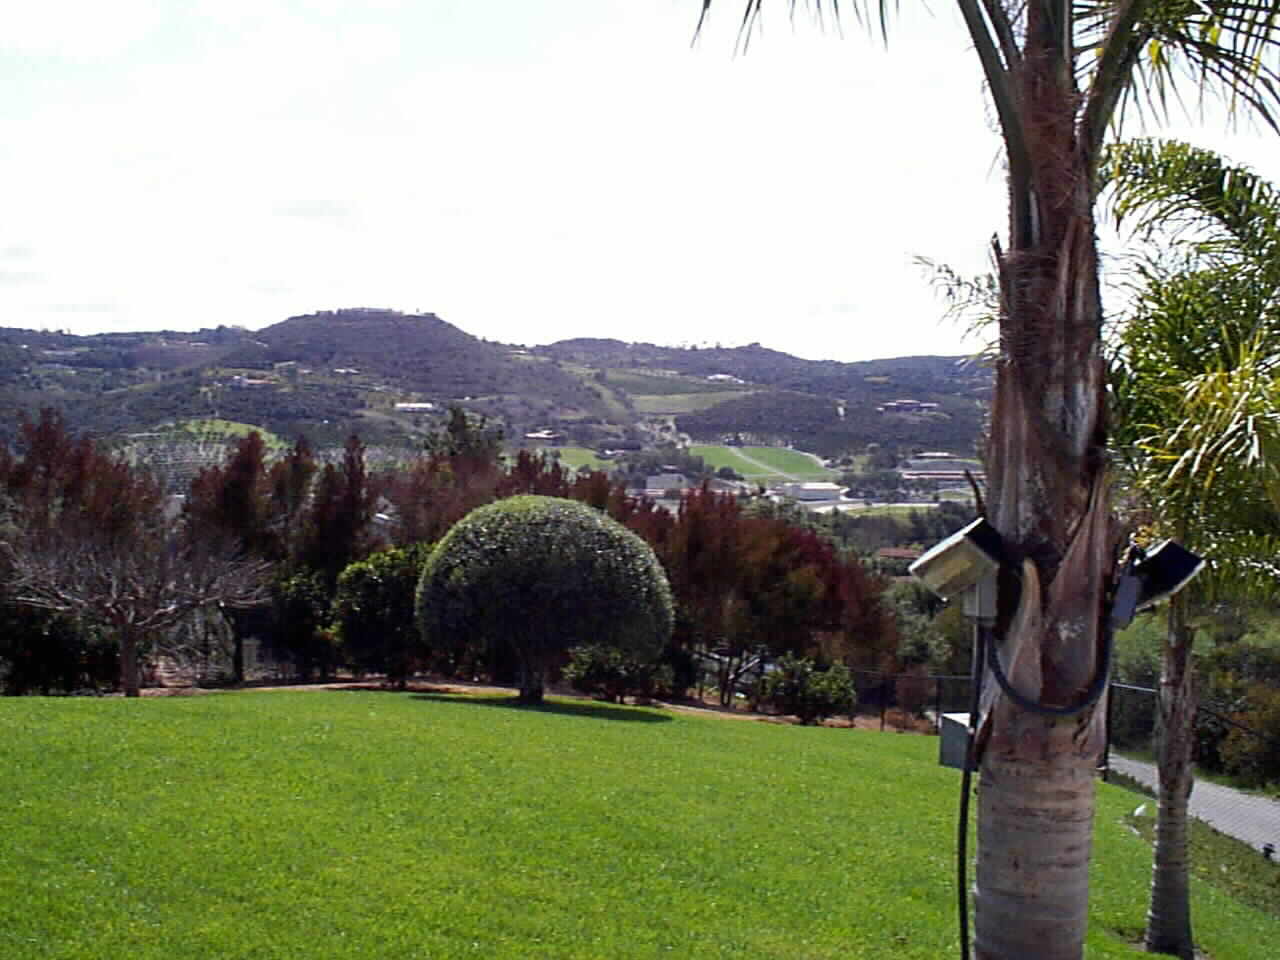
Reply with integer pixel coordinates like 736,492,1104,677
0,310,989,457
537,338,989,457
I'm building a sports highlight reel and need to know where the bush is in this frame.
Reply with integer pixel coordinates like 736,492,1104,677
1219,685,1280,788
417,495,674,703
0,604,116,695
761,654,857,724
563,643,675,704
332,543,432,688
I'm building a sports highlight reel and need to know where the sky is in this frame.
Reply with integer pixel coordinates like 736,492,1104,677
5,2,1280,363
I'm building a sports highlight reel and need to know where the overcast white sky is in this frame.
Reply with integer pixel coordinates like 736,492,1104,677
5,2,1279,362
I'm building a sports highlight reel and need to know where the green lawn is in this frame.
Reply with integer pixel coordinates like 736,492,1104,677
1,691,1275,959
539,446,612,472
692,445,835,483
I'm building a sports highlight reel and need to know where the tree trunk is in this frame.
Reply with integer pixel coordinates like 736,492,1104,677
974,12,1112,958
120,625,141,698
1144,598,1197,959
518,658,545,704
975,717,1099,959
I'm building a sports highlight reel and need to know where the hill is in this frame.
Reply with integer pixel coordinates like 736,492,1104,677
0,311,989,458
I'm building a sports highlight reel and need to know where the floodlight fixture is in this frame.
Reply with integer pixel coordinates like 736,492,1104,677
909,517,1005,603
1109,540,1207,629
1133,540,1206,611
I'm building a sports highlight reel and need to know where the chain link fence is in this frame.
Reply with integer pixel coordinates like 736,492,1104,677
849,669,974,732
1105,681,1280,784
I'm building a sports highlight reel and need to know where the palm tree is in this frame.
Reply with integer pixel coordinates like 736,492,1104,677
694,5,1280,958
1107,141,1280,958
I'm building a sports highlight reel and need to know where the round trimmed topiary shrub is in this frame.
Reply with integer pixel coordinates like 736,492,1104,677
416,495,674,703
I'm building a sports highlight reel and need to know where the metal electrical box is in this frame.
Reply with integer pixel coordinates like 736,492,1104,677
939,712,971,770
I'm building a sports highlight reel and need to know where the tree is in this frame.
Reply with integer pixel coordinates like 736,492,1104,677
6,527,270,697
760,653,857,724
186,431,278,681
1107,140,1280,959
416,495,674,703
0,410,269,697
694,5,1280,958
332,543,432,687
296,432,379,589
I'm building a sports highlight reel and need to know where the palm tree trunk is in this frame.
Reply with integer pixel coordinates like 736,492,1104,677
975,718,1099,960
974,11,1111,957
1145,598,1196,959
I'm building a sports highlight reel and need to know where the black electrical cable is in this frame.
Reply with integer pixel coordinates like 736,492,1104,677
956,574,1120,960
985,623,1114,717
957,620,987,960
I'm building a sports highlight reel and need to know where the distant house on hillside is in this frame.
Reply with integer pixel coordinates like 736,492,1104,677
879,399,941,413
645,473,690,495
899,455,984,485
875,546,923,577
876,547,923,563
524,429,565,443
780,482,843,502
394,402,436,413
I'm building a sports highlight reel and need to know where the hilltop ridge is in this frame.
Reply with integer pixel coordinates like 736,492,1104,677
0,308,989,456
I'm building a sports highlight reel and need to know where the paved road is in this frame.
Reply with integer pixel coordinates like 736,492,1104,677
1108,755,1280,854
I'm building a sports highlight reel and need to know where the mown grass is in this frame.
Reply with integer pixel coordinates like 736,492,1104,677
632,392,750,414
538,446,612,472
2,692,1276,959
1108,770,1280,915
691,445,835,483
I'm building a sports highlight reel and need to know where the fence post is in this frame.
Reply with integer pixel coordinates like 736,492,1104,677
1102,681,1114,782
935,677,942,733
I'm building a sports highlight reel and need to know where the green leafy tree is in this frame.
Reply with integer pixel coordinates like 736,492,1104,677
1107,139,1280,960
416,495,674,703
332,543,432,688
694,5,1280,955
268,571,335,682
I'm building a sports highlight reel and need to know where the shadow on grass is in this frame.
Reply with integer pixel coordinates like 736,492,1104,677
409,692,673,724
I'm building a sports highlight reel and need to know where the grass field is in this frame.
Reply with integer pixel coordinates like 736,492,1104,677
605,370,747,397
539,446,612,472
167,418,287,450
691,445,836,483
2,691,1276,959
632,392,750,415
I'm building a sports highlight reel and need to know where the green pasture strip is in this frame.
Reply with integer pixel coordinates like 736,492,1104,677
1,692,1275,960
691,445,834,483
605,370,746,396
168,418,287,450
632,392,749,415
539,446,611,472
843,504,939,517
736,446,831,476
